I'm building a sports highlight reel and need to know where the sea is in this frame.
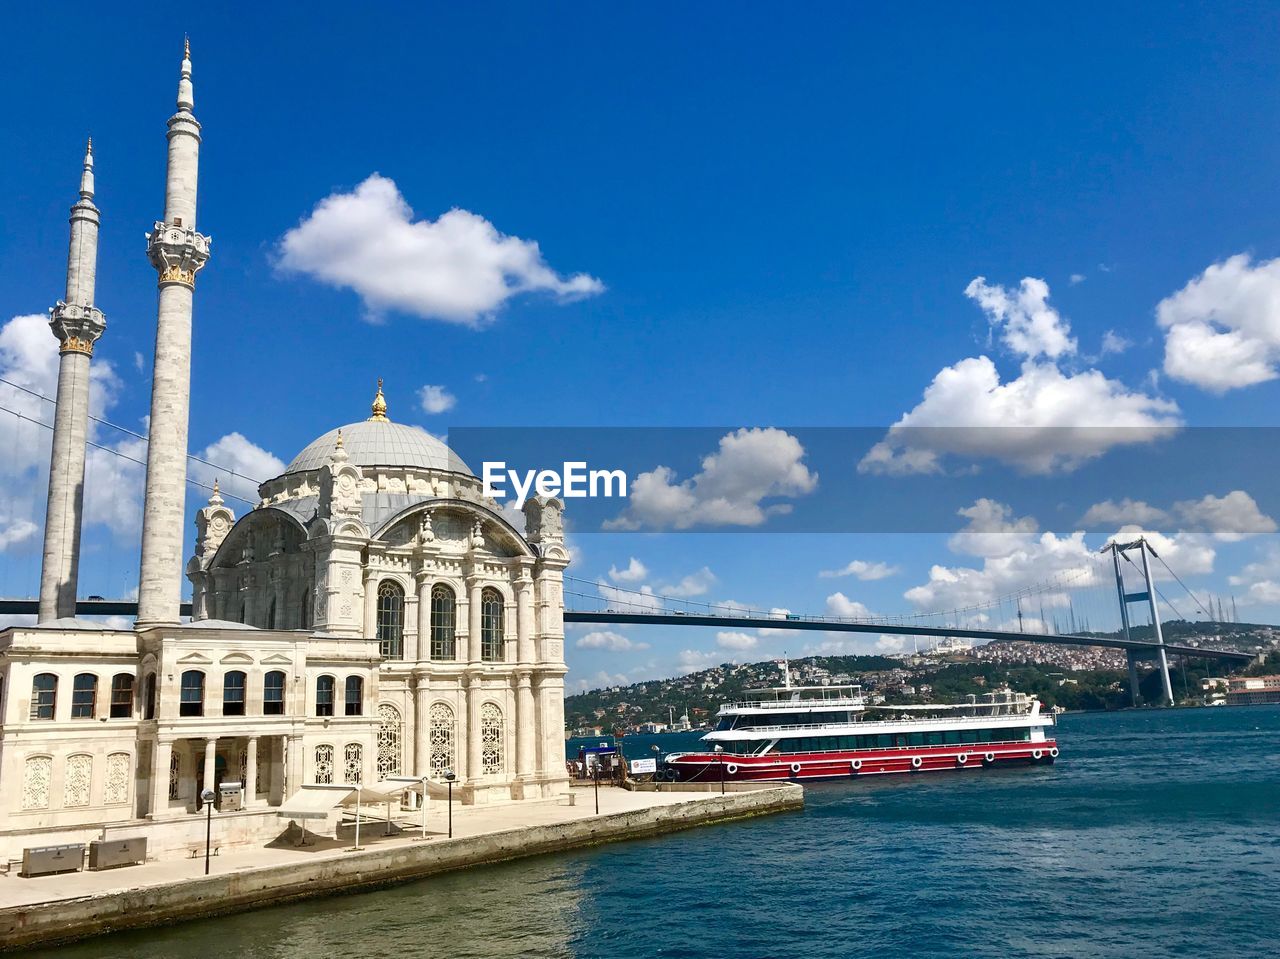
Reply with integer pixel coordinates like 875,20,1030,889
36,706,1280,959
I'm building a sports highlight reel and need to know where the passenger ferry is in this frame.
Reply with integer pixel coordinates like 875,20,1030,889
660,679,1058,783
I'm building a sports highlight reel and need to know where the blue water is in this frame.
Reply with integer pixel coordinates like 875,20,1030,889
36,707,1280,958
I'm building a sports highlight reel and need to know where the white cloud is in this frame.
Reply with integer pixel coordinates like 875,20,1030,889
1080,491,1276,542
1106,527,1216,576
1100,330,1132,355
825,592,874,619
966,276,1077,360
1080,498,1171,528
948,499,1039,558
418,384,456,415
1069,273,1086,286
277,174,603,325
1229,548,1280,605
575,631,650,652
657,566,717,598
607,557,648,584
191,432,286,505
819,560,900,580
597,580,663,613
1157,254,1280,392
861,277,1180,476
716,631,758,650
605,428,818,530
859,358,1180,475
677,648,723,670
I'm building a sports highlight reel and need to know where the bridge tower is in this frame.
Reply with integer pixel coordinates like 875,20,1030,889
38,140,107,621
1106,539,1175,706
137,39,211,626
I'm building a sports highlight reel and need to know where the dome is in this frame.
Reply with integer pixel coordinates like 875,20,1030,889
285,420,472,475
283,383,473,477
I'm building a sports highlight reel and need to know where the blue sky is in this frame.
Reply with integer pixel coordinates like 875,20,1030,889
3,4,1280,688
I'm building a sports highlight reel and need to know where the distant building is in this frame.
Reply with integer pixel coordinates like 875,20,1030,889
1225,675,1280,706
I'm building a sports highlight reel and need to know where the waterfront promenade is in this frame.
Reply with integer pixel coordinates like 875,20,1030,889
0,782,801,952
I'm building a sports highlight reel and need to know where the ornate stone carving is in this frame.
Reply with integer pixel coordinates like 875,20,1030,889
64,754,92,807
49,301,106,354
194,480,236,564
523,497,564,545
419,509,435,543
319,432,364,521
146,220,210,288
22,756,52,810
314,744,334,785
104,752,130,805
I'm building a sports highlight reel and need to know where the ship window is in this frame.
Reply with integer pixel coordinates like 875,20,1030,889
925,731,943,746
908,732,924,747
716,717,734,731
944,730,963,745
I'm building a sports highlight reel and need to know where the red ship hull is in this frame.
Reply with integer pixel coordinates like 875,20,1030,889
665,739,1059,783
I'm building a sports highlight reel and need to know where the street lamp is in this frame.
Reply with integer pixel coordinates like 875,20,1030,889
714,744,725,796
593,758,601,814
200,788,215,875
444,770,456,839
651,744,661,792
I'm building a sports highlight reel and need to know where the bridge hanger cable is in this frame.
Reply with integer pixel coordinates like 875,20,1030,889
0,400,258,506
0,375,266,493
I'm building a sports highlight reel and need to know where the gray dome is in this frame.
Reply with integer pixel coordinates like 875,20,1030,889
285,420,472,476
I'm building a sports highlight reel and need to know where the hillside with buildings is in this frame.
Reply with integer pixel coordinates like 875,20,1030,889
565,621,1280,735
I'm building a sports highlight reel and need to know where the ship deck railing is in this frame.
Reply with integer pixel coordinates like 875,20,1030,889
687,734,1050,759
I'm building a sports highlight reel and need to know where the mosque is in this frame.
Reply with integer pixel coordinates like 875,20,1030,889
0,44,570,854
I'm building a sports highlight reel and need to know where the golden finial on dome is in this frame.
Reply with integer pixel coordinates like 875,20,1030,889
369,377,389,421
184,35,190,58
335,428,345,449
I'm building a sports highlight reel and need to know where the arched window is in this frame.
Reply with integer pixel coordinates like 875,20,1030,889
316,675,335,717
266,597,277,630
143,673,157,720
481,702,504,775
430,584,456,660
481,588,504,662
343,743,363,784
223,671,247,716
179,670,205,717
428,702,455,776
300,587,312,630
314,744,334,784
376,581,404,659
344,676,364,716
71,673,98,719
264,670,286,715
109,673,134,719
30,673,57,721
376,704,402,779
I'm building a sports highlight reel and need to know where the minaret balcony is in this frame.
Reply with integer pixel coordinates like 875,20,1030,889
146,221,211,287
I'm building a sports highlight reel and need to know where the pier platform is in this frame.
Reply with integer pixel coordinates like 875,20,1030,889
0,782,802,952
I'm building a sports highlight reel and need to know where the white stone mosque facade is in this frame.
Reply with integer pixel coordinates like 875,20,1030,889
0,44,570,856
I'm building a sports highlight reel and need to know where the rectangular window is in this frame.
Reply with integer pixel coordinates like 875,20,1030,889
180,672,204,717
110,675,133,718
316,679,335,717
71,676,97,719
264,673,285,716
30,676,57,721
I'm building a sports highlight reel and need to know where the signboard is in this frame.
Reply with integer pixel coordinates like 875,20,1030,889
630,758,657,774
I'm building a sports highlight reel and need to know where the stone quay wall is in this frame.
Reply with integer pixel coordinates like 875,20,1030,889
0,784,802,952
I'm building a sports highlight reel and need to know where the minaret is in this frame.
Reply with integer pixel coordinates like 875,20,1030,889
38,140,107,622
137,39,212,626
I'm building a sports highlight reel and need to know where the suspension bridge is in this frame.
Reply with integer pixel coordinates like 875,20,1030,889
0,376,1261,707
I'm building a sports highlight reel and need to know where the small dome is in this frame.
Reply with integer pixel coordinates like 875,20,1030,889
285,420,472,476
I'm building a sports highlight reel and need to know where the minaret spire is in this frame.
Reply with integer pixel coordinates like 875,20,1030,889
38,142,108,621
137,41,212,627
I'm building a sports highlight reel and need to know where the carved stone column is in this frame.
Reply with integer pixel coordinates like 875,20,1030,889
416,573,431,661
515,566,534,665
516,671,535,777
467,577,483,663
245,736,258,806
202,737,217,802
150,739,173,818
466,674,482,781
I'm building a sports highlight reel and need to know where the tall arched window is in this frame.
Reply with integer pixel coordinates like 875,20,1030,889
376,581,405,659
71,673,98,719
264,670,286,715
109,673,134,718
143,673,157,720
316,675,335,717
428,702,455,776
179,670,205,717
480,702,504,775
345,676,364,716
223,671,247,716
314,744,334,784
30,674,57,721
481,588,504,662
300,587,312,630
430,584,456,660
376,704,402,779
343,743,363,784
266,597,277,630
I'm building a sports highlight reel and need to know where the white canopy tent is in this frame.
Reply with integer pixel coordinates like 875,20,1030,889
277,780,427,846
